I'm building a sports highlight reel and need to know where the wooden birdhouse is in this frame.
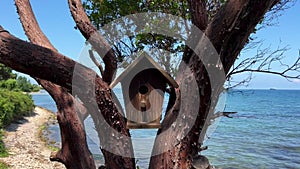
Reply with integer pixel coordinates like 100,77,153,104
109,53,178,129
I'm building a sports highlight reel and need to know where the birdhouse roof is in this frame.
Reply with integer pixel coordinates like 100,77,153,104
109,53,179,89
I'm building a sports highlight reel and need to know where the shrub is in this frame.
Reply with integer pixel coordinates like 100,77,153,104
0,79,18,91
0,89,34,127
0,130,8,157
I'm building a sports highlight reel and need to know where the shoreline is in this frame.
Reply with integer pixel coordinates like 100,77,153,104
0,107,65,169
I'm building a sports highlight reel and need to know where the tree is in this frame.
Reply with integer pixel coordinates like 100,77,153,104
15,76,32,92
0,64,16,81
0,65,34,152
0,65,40,92
0,0,299,169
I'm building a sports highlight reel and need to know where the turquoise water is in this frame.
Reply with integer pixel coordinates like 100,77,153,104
202,90,300,169
32,90,300,168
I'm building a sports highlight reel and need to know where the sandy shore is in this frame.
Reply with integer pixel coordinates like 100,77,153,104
0,107,65,169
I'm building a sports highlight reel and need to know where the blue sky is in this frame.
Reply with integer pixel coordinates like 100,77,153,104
0,0,299,89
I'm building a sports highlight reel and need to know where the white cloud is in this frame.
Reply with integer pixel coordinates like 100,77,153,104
292,79,300,83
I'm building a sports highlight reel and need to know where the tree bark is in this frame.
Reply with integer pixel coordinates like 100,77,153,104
0,0,282,168
187,0,208,31
149,0,279,168
205,0,279,73
0,27,135,169
67,0,117,84
44,84,95,169
14,1,95,168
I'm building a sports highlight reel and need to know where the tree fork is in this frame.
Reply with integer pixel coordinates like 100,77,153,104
67,0,117,84
150,0,280,168
0,27,135,169
14,1,95,168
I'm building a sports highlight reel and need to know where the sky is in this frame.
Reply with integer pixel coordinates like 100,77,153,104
0,0,299,89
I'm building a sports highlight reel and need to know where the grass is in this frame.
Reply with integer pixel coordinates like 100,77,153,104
0,130,8,158
0,162,9,169
37,123,59,152
0,130,9,169
47,144,59,152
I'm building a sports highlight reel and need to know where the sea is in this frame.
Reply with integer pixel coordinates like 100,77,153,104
31,89,300,169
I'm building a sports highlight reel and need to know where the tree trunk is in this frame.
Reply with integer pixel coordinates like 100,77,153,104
149,0,279,168
14,1,95,168
0,0,281,168
40,83,95,168
0,27,135,169
68,0,117,84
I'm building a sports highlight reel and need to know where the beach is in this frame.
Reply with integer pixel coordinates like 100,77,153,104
0,107,65,169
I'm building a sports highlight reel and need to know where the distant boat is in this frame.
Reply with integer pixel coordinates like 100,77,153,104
270,88,276,90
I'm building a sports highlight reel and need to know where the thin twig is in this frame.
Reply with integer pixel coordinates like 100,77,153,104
89,49,104,77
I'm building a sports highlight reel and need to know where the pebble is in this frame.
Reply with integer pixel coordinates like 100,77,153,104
0,107,65,169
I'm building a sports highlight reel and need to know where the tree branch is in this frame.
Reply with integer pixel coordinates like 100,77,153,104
67,0,117,84
14,0,90,119
89,49,104,77
0,26,135,168
188,0,208,31
15,0,57,51
211,111,237,119
205,0,280,73
231,69,300,79
14,1,94,168
227,45,300,88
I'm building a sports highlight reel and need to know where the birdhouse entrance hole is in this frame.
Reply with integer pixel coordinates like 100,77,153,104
139,85,149,112
139,85,149,95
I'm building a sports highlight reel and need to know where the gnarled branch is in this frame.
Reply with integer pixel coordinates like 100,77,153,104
150,0,282,168
0,26,135,169
14,1,95,168
67,0,117,84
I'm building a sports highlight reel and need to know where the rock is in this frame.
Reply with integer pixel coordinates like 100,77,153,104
191,155,211,169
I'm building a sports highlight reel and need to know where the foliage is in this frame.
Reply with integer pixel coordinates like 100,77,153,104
0,130,8,158
83,0,189,29
0,63,16,81
0,79,17,91
0,89,34,128
83,0,233,77
0,77,41,92
83,0,192,76
16,76,32,92
0,88,34,160
0,66,35,127
0,65,35,157
83,0,231,76
16,76,41,92
0,162,9,169
0,64,40,92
